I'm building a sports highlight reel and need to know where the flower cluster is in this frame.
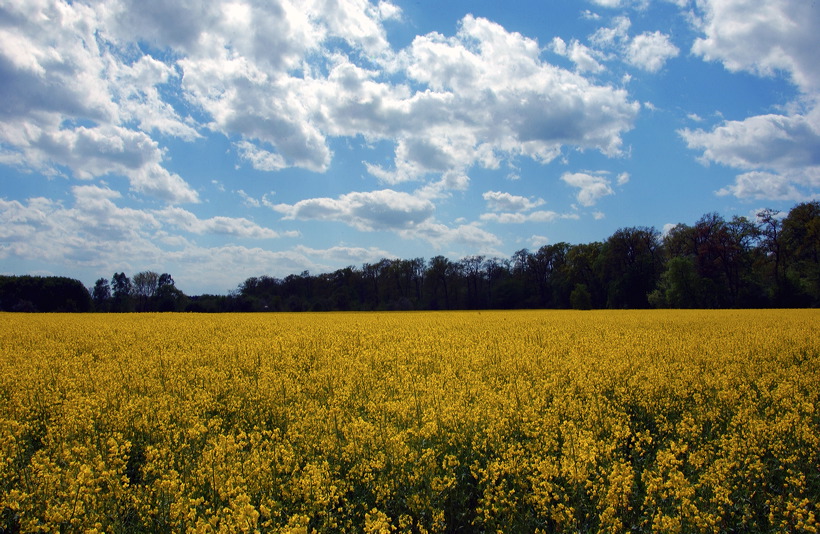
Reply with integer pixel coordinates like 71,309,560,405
1,310,818,532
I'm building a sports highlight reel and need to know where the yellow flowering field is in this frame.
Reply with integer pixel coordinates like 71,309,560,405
1,310,818,533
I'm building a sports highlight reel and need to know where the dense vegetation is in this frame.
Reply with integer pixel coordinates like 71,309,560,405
1,311,817,532
2,201,817,312
0,275,92,312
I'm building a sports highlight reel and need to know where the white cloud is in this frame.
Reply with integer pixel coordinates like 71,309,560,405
0,0,203,203
109,55,200,141
165,245,318,294
234,141,288,172
715,171,811,201
691,0,820,93
626,31,679,72
483,191,545,212
157,207,283,239
404,220,502,252
363,14,640,182
0,185,312,294
0,1,115,123
0,186,161,268
481,211,561,224
680,111,820,199
551,37,605,73
680,0,820,201
561,172,615,206
2,0,640,212
590,0,624,7
480,190,582,225
581,10,602,21
377,1,402,21
272,189,435,231
681,113,820,171
591,17,677,73
480,209,579,224
294,244,395,266
591,16,631,48
530,235,550,248
236,190,261,208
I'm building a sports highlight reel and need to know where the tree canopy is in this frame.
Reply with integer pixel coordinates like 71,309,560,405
3,201,818,312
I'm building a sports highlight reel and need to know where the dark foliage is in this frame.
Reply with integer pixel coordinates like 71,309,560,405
5,202,819,312
0,275,92,312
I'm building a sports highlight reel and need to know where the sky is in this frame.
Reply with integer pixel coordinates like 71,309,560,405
1,0,818,295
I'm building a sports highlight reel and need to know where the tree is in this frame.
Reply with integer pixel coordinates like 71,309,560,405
756,208,805,305
782,201,820,305
156,284,187,312
602,227,663,308
158,273,175,289
0,276,91,312
425,256,455,310
111,272,133,312
648,256,704,308
528,243,571,308
92,278,111,312
132,271,160,311
566,242,605,309
570,283,592,310
460,255,486,309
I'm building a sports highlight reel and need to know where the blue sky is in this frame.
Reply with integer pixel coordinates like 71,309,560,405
1,0,818,295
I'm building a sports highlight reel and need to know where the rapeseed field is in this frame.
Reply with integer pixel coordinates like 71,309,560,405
0,310,818,533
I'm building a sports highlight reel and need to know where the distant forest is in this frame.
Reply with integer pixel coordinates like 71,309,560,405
2,201,818,312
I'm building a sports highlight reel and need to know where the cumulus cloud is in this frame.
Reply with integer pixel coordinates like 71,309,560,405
561,172,615,206
626,31,679,72
551,37,605,73
1,0,642,215
0,185,309,293
591,16,632,49
269,187,503,252
530,235,550,248
680,0,820,200
715,171,812,201
676,0,820,200
0,1,204,203
480,211,566,224
3,124,200,203
272,189,435,231
157,207,284,239
0,186,162,268
404,220,502,252
483,191,545,212
0,184,287,266
691,0,820,93
234,141,289,172
294,244,395,266
354,14,639,183
681,113,820,172
591,17,677,72
479,190,583,224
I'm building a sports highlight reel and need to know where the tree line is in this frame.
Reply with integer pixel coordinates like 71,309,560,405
1,201,817,312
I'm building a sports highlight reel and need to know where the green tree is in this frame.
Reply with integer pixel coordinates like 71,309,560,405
602,227,663,308
111,272,133,312
155,273,187,311
92,278,111,312
132,271,159,311
782,201,820,305
648,256,705,308
570,283,592,310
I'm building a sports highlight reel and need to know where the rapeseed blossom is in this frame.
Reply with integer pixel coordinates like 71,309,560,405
0,310,817,532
